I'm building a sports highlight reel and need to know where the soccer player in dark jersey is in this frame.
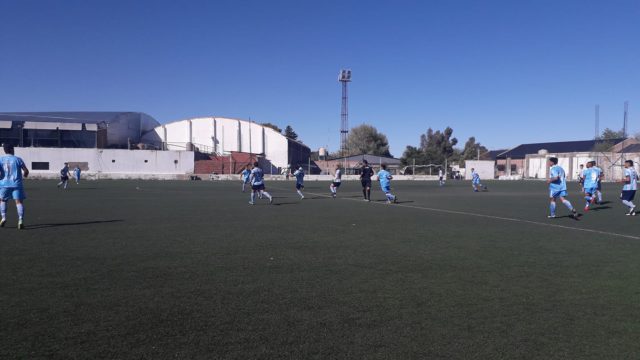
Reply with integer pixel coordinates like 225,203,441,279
360,159,374,201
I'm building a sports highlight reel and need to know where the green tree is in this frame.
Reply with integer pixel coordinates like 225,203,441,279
401,127,458,165
345,124,391,157
460,136,489,166
261,123,282,133
597,128,625,141
284,125,298,140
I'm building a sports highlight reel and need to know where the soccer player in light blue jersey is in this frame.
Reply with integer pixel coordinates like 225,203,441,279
620,160,637,216
57,163,70,189
73,165,81,184
377,164,397,204
0,143,29,229
241,165,251,192
470,168,487,192
293,166,305,199
582,161,599,212
546,157,578,219
248,161,273,205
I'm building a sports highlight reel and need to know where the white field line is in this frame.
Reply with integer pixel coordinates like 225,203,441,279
275,187,640,241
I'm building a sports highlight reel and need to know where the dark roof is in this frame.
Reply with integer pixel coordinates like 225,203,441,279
0,112,158,125
485,149,508,161
497,139,627,159
620,143,640,153
328,153,402,165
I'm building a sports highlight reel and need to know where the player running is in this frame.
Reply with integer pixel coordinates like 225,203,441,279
377,164,397,204
0,143,29,229
439,168,445,186
248,161,273,205
293,166,305,199
470,168,487,192
592,161,604,204
546,157,578,219
620,160,637,216
57,163,70,189
73,165,81,184
329,164,342,198
241,165,251,192
582,161,599,212
360,160,374,201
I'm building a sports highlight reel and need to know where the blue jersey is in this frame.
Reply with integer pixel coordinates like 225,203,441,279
583,168,599,188
250,167,264,186
623,168,638,191
0,155,26,188
471,171,480,183
378,169,392,187
548,165,567,192
74,168,81,177
241,169,251,181
293,169,304,184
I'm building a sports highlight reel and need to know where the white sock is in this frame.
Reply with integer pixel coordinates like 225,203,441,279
263,191,272,200
251,192,255,203
623,200,635,209
0,202,6,219
297,190,304,197
16,204,24,220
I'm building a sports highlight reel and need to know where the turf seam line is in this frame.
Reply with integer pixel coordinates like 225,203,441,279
272,187,640,241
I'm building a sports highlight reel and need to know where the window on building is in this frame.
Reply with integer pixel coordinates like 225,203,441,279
31,162,49,170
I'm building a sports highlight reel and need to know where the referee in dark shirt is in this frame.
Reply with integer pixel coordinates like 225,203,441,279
360,160,374,201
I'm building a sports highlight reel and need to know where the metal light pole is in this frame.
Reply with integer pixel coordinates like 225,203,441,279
339,69,351,171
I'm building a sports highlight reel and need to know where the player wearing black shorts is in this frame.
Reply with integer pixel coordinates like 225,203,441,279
360,159,374,201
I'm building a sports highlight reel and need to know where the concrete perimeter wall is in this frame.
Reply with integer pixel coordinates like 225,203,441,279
3,148,194,180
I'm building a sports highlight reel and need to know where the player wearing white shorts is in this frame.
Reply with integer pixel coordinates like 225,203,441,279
329,165,342,198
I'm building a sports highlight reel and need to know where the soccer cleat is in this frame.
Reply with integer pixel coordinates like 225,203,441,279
0,218,5,227
248,201,255,205
332,193,336,198
584,206,589,212
547,215,556,219
17,220,24,230
269,197,273,205
570,209,578,219
393,196,398,204
626,207,636,216
300,195,305,200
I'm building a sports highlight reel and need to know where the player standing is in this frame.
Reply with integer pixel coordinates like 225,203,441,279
546,157,578,219
620,160,637,216
57,163,70,189
582,161,598,211
439,168,445,186
377,164,397,204
470,168,487,192
577,164,585,191
248,161,273,205
360,160,374,201
329,164,341,198
73,165,81,184
293,166,305,199
592,161,604,204
241,165,251,192
0,143,29,229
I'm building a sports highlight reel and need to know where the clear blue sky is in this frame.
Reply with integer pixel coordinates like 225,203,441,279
1,0,638,156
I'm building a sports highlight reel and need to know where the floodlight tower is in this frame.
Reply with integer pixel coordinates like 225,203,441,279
623,101,629,137
339,69,352,158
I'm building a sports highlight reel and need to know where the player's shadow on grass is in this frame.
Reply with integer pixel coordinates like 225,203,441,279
590,206,612,211
27,219,124,229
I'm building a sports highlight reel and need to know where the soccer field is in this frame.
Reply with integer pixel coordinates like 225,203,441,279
2,179,640,359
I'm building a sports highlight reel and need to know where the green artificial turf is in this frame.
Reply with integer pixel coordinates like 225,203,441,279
1,179,639,359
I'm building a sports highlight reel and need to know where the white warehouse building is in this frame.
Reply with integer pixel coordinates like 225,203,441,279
141,117,310,170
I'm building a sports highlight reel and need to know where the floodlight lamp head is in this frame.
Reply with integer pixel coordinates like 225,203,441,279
339,69,352,82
